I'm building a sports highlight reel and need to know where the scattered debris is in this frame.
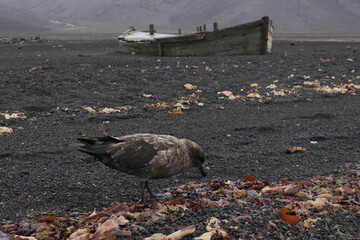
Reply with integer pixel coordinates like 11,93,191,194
184,83,198,91
303,80,320,87
142,94,153,98
0,35,41,45
98,107,120,114
204,67,212,72
0,127,13,135
145,102,168,109
145,225,196,240
247,92,263,98
217,91,233,97
0,112,27,120
284,146,306,154
56,106,129,114
314,84,358,94
167,108,184,114
217,91,244,100
279,207,300,225
266,84,277,89
1,164,358,239
29,66,54,72
81,106,97,114
247,83,263,98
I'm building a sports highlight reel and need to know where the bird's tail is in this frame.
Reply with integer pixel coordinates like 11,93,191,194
77,133,120,159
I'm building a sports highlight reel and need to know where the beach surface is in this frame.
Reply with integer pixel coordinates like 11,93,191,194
0,34,359,239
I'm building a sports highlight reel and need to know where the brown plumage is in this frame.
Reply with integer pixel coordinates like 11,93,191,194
77,133,206,202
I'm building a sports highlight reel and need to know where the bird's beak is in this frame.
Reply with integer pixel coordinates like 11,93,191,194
199,166,207,177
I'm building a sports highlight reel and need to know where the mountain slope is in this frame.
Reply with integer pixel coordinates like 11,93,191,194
1,0,360,33
0,5,51,32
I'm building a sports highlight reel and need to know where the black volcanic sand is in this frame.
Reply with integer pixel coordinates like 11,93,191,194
0,38,359,237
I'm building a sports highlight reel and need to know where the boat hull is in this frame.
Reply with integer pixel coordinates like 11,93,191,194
118,16,273,56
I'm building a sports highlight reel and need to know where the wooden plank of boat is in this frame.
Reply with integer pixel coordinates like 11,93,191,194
118,16,273,56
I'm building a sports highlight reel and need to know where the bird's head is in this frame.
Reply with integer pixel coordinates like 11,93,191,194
183,139,207,177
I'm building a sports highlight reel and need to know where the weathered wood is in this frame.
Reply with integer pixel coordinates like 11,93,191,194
118,17,273,56
156,33,205,43
260,16,270,54
157,42,162,56
149,24,155,35
213,22,219,31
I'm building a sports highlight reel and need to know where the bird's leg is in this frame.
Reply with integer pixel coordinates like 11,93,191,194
199,166,207,177
145,180,156,199
140,181,146,203
139,180,155,202
140,180,171,202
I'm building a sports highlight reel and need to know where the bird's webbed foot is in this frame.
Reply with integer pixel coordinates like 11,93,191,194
139,180,172,203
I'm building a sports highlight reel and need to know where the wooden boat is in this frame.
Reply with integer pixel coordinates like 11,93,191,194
118,16,273,56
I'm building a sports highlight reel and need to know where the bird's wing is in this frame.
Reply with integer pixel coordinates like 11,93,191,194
107,136,175,170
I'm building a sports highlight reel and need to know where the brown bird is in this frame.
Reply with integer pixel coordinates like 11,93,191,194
77,133,206,202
